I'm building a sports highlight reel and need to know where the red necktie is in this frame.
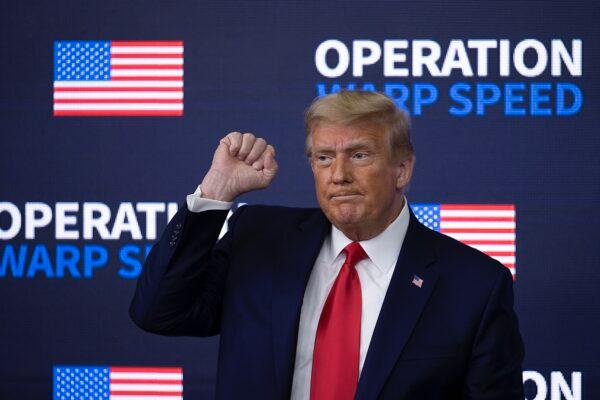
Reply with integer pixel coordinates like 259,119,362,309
311,242,368,400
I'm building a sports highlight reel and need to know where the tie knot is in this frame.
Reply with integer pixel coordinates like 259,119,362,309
342,242,368,267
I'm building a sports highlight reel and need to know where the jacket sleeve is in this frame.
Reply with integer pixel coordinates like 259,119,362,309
128,201,246,337
463,266,525,399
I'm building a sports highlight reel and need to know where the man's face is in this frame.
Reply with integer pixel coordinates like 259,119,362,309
310,122,413,240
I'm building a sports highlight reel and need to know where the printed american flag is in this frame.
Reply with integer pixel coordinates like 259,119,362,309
412,204,516,277
53,365,183,399
53,40,183,116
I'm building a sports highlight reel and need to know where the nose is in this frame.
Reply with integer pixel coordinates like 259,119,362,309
331,156,353,184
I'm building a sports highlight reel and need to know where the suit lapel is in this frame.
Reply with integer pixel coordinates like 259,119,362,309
356,210,439,400
272,209,330,399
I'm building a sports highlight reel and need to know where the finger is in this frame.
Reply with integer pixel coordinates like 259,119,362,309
225,131,242,156
263,145,278,178
245,137,267,165
252,149,267,170
237,132,256,160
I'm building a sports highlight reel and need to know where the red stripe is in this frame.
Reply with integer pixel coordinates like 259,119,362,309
110,391,182,396
111,41,183,46
55,87,182,92
110,379,182,384
54,99,182,104
483,251,515,256
441,204,515,210
504,263,515,268
441,217,515,222
441,228,515,233
461,240,515,245
110,367,182,373
54,110,183,116
111,77,182,81
111,54,183,58
111,65,183,69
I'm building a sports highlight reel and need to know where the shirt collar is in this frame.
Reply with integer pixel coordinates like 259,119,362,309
328,197,411,274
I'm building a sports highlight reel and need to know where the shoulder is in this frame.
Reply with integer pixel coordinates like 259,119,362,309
228,204,323,233
233,204,320,221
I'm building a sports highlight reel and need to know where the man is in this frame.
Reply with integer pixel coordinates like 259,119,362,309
129,90,524,399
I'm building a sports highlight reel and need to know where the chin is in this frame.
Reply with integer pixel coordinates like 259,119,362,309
329,205,364,227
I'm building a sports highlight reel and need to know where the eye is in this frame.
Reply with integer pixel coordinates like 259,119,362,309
314,154,333,166
353,152,368,160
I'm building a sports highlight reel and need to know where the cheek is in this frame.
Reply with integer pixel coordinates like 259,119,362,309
313,170,330,189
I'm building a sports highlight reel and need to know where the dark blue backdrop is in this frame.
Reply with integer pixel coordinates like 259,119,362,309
1,1,598,398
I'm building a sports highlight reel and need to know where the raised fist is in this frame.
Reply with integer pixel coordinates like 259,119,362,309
199,132,278,202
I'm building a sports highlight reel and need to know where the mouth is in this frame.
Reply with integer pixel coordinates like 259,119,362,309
329,193,362,201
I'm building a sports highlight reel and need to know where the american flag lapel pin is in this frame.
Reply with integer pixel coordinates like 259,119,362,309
412,274,424,288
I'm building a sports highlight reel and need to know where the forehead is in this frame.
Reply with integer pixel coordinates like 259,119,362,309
312,122,387,149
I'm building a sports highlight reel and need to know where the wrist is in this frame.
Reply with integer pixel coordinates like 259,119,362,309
199,170,238,202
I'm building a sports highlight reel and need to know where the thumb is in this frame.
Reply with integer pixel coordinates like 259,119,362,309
263,145,278,178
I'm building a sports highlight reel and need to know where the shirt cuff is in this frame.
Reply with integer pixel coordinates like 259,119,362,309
186,184,233,213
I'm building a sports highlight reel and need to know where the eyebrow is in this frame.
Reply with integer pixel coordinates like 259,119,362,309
312,141,375,154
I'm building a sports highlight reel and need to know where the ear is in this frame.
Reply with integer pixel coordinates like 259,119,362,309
395,155,415,190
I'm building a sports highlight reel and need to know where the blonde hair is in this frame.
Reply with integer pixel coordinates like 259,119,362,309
304,90,413,160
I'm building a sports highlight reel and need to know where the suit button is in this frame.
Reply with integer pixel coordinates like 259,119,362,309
169,241,176,247
173,229,180,235
176,223,182,229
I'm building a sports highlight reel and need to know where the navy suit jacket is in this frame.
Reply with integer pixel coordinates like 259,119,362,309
129,203,524,399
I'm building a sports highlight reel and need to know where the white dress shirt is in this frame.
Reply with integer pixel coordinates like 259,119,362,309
186,186,410,400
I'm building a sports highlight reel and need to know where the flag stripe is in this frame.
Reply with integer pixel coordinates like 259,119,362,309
440,221,515,229
111,70,183,76
55,81,183,87
441,216,515,221
112,64,183,69
54,92,183,99
112,41,183,46
110,367,182,373
440,204,514,210
440,210,515,217
491,256,516,263
111,54,184,59
110,396,182,399
54,99,183,104
440,228,515,233
110,392,183,396
110,383,183,391
110,397,182,400
110,379,183,384
111,76,182,81
54,110,182,116
469,244,515,252
445,233,516,241
462,240,514,245
111,46,183,53
55,87,182,92
111,59,183,65
54,104,183,110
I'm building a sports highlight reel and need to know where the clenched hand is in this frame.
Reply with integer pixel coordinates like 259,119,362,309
199,132,278,202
